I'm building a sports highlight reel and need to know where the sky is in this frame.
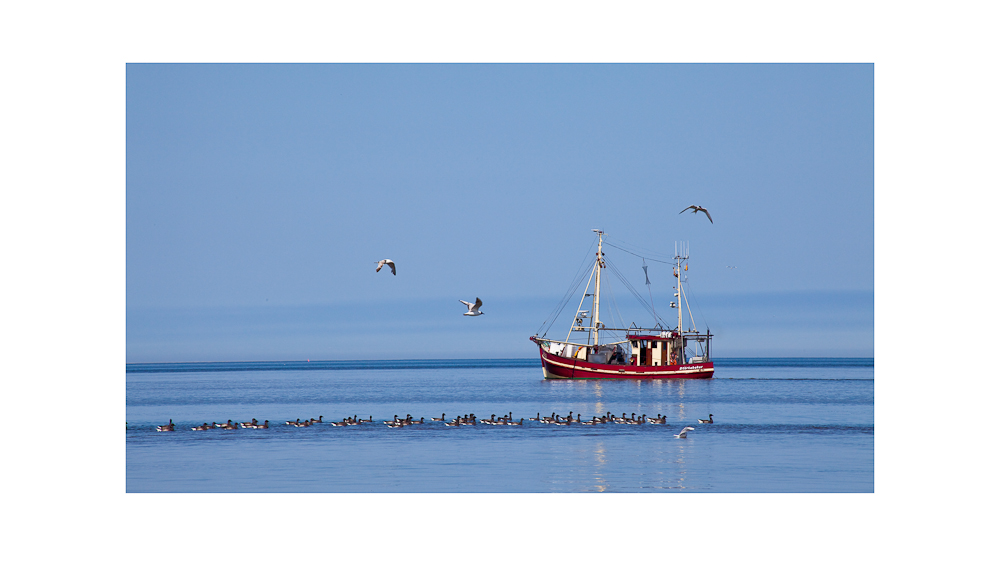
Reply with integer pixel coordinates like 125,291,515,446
127,64,873,361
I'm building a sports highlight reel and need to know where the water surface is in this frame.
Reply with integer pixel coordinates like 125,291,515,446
126,357,873,492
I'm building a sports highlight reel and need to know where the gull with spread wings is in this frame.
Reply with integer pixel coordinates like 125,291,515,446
674,426,696,438
460,297,484,316
375,259,396,275
680,205,713,223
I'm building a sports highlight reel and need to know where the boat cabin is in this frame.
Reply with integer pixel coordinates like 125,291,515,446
629,333,679,367
539,329,711,367
628,331,711,366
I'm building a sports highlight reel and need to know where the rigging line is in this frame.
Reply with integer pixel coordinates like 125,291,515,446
569,262,599,345
681,281,706,358
541,262,587,330
604,235,675,261
545,262,594,340
537,237,597,335
644,257,658,322
604,237,675,262
540,266,590,337
606,260,659,322
605,258,668,326
605,271,627,330
603,241,674,264
680,281,697,333
604,259,650,315
599,269,624,331
684,277,710,332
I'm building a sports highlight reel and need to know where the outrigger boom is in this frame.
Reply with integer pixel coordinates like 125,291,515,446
530,230,714,379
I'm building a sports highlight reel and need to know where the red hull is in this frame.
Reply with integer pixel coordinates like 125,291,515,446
536,346,714,379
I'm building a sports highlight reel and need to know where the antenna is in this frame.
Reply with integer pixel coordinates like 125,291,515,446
674,241,689,259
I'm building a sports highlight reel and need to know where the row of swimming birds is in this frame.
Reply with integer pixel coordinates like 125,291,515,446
151,413,714,437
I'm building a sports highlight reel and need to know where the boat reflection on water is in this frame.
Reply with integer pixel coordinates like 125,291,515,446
592,441,608,492
673,445,689,490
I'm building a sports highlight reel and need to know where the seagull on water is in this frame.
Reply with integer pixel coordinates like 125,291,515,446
375,259,396,275
674,426,696,438
460,297,484,316
680,205,713,223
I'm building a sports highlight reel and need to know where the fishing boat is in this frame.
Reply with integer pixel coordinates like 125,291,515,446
530,230,714,379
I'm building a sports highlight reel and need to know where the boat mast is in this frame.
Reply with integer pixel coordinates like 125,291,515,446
674,241,691,364
675,241,684,334
593,229,603,347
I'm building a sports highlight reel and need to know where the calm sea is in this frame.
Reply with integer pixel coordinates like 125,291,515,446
125,358,873,492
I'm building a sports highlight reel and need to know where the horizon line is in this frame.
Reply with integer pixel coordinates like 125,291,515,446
127,356,874,366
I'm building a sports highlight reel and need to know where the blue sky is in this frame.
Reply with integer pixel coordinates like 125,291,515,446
127,64,873,361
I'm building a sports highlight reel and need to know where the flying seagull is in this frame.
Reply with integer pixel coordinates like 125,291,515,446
680,205,713,223
460,297,484,316
674,426,696,438
375,259,396,275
